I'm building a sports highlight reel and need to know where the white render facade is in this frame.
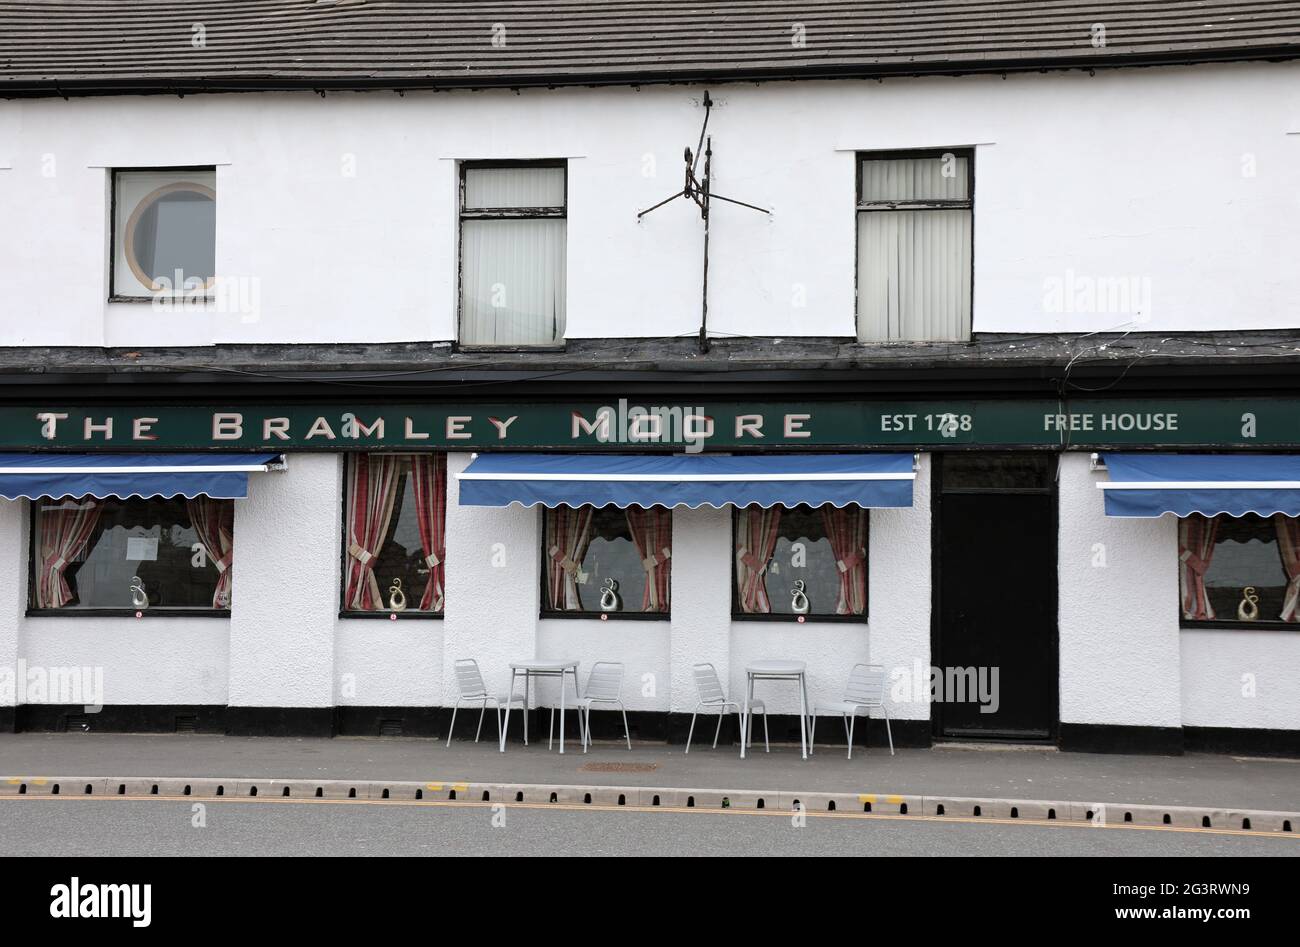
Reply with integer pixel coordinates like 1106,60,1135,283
2,50,1300,752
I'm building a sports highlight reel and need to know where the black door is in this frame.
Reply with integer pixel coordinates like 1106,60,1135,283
933,453,1057,741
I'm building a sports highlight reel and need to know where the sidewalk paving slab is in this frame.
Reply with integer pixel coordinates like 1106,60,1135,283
1,733,1298,812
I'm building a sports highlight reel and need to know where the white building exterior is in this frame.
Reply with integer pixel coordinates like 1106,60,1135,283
1,3,1299,754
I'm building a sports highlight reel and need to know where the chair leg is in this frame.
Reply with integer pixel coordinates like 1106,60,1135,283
762,708,770,753
843,713,852,760
883,706,894,756
713,713,724,750
847,714,856,761
685,710,698,754
475,699,487,743
620,704,631,751
548,706,555,750
809,711,817,748
446,699,460,748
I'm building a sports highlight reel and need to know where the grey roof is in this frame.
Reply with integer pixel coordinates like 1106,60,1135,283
2,1,1299,96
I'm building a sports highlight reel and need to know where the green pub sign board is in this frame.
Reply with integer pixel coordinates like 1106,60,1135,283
2,398,1293,451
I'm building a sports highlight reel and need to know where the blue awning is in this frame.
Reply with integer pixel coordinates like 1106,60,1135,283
1099,453,1300,517
457,453,915,509
0,453,283,501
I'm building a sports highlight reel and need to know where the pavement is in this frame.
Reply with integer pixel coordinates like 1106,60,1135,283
0,797,1293,857
2,732,1299,812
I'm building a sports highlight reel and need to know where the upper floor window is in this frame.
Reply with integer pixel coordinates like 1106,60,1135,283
112,167,216,298
459,161,567,347
856,150,972,343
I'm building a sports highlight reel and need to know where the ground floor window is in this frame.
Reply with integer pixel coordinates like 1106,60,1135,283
542,505,671,616
1179,512,1300,625
31,495,233,611
733,504,868,618
343,454,447,614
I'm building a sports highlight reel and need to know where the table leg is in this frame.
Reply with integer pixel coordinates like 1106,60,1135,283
559,669,567,754
523,673,531,746
798,673,808,760
499,670,516,753
740,673,752,760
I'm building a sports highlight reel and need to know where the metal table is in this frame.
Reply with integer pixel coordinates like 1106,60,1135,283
499,659,581,754
741,659,810,760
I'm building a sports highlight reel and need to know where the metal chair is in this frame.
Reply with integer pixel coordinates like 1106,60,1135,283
555,661,631,752
685,662,768,753
810,663,894,759
447,658,525,748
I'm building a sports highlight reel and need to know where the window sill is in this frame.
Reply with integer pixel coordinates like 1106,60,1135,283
539,611,669,622
25,608,229,619
732,613,868,624
1180,620,1300,633
456,343,567,353
108,295,215,304
338,610,444,620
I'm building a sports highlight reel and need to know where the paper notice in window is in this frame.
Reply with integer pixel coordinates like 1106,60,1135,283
126,536,159,561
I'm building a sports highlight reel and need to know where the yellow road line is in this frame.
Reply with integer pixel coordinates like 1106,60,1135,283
1,793,1295,840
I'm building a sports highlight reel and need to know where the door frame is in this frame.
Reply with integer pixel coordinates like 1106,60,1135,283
929,451,1060,743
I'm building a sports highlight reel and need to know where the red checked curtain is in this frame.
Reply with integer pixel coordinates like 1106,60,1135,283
822,505,868,615
411,454,447,612
187,496,235,608
545,505,594,611
1273,514,1300,622
735,506,782,614
344,454,402,611
35,500,103,608
625,506,671,612
1178,514,1219,621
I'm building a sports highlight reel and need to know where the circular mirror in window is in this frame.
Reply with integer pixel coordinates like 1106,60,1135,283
122,180,216,292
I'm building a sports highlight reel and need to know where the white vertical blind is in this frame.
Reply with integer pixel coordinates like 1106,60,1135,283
464,166,564,209
461,219,567,345
860,156,969,202
460,165,566,346
857,155,971,342
857,208,971,342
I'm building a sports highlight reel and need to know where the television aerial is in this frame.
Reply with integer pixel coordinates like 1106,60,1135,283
637,92,771,354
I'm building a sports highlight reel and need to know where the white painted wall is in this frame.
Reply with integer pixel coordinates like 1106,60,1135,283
2,62,1298,347
227,452,340,708
1058,452,1183,729
1181,630,1300,730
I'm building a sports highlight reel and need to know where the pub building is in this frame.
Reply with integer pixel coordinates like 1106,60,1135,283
0,2,1297,756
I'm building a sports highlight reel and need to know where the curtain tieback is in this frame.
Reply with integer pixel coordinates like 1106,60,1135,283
214,554,231,574
47,555,67,571
348,542,375,566
836,552,865,573
643,547,671,571
740,551,767,573
1178,549,1209,576
425,552,441,568
549,546,579,575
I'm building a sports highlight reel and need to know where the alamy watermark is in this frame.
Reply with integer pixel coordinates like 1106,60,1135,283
0,660,103,712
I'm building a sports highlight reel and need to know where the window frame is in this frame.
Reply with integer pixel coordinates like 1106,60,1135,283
537,504,671,621
456,158,568,352
1177,512,1300,633
337,452,446,621
25,496,231,618
854,147,975,343
729,503,870,624
108,165,218,302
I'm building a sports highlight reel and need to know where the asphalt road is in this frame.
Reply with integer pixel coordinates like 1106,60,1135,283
1,797,1295,856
